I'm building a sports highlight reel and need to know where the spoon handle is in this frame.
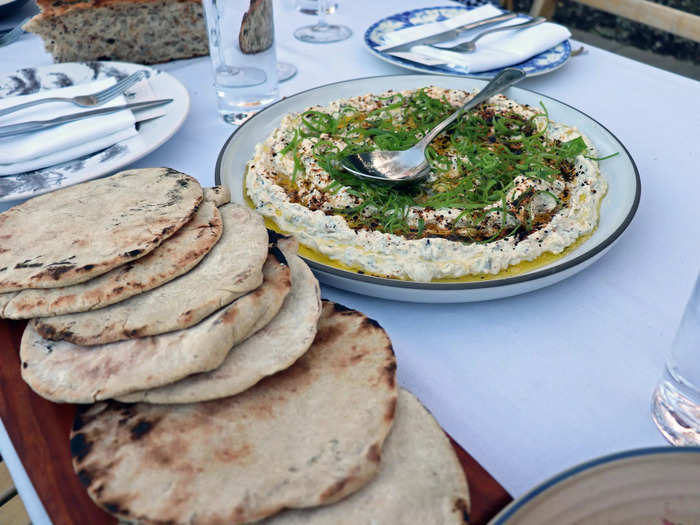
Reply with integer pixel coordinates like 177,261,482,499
417,68,526,149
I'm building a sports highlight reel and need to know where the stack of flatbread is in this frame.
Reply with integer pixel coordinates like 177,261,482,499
1,168,471,524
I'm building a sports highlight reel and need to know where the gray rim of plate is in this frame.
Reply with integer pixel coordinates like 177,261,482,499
363,4,571,79
489,446,700,523
215,73,641,291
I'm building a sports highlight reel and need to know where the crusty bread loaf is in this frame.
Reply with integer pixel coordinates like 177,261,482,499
24,0,208,64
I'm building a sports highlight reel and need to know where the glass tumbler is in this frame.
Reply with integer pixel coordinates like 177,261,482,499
201,0,280,125
652,273,700,445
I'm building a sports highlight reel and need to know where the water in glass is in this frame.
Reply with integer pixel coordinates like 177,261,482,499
652,273,700,445
202,0,279,125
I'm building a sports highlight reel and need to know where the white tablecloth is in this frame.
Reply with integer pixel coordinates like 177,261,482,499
1,0,699,522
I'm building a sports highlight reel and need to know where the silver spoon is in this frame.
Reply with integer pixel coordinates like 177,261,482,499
340,68,526,186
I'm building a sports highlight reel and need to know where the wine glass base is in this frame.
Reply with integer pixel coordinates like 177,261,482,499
216,66,266,88
278,62,297,82
294,23,352,44
297,0,338,15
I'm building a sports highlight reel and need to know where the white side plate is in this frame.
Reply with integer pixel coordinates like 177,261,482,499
364,4,571,80
0,61,189,203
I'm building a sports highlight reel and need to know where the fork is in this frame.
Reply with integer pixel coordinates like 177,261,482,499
0,70,149,118
0,17,31,48
431,16,546,53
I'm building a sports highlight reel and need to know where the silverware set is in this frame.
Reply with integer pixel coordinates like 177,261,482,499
0,70,171,137
431,16,545,53
380,13,547,66
0,99,173,138
0,70,150,118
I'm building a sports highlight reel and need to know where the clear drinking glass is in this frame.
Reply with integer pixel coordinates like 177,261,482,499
201,0,279,125
294,0,351,43
651,273,700,445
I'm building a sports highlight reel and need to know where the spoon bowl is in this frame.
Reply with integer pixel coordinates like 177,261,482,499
340,68,526,186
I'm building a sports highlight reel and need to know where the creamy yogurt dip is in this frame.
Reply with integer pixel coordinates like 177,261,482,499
246,87,607,282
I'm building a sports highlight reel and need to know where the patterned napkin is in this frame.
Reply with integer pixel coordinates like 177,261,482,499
382,4,571,73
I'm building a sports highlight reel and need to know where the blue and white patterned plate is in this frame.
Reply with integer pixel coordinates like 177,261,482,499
364,4,571,79
0,61,189,204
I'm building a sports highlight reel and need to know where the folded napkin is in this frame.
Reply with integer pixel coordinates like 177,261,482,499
0,78,140,176
382,4,571,73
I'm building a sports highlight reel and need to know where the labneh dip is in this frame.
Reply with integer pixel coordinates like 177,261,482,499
246,87,607,282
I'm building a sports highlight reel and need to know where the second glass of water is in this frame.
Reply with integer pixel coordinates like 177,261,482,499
651,273,700,445
201,0,279,125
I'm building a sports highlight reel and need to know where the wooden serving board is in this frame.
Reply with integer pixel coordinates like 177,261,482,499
0,319,512,524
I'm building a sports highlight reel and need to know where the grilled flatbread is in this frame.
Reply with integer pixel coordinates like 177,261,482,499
69,301,397,524
118,236,321,404
202,185,230,206
1,202,223,319
20,249,291,403
0,168,202,292
261,388,470,525
33,203,267,345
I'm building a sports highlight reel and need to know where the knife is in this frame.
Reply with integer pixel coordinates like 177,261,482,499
376,12,517,53
387,51,448,67
0,99,173,138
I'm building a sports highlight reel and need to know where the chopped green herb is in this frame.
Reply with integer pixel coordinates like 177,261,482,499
277,90,609,243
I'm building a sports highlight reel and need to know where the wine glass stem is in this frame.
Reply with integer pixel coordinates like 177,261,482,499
316,0,328,28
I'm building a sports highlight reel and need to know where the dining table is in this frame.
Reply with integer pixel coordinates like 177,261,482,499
0,0,699,523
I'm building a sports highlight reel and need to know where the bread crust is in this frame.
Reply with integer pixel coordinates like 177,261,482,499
35,0,201,18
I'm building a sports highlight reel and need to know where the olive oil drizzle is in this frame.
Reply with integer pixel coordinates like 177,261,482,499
243,179,606,284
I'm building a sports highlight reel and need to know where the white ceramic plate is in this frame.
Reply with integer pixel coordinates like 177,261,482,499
364,4,571,80
216,74,640,303
489,447,700,524
0,61,189,203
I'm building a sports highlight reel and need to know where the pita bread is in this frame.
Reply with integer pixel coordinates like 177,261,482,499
0,202,223,319
118,236,321,404
20,249,291,403
202,185,231,206
0,168,202,292
0,293,11,314
261,388,470,525
69,301,397,524
33,203,268,345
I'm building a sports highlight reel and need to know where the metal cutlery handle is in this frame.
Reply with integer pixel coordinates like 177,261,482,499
377,11,517,52
0,120,53,138
460,16,546,48
0,70,147,119
0,98,72,119
453,12,517,35
417,68,526,149
0,99,172,138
